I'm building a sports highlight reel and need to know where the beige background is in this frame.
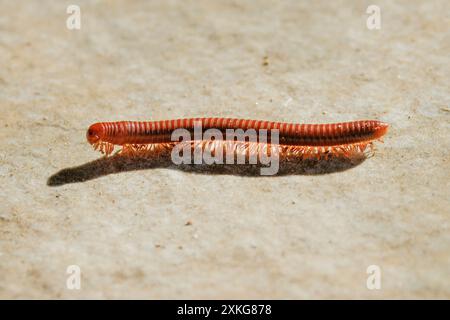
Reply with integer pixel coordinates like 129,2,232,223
0,0,449,299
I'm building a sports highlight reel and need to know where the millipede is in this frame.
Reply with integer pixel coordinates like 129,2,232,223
86,118,389,160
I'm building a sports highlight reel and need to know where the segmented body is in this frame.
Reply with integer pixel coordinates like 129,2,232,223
86,118,388,159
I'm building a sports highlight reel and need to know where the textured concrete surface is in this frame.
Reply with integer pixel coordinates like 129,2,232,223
0,0,449,299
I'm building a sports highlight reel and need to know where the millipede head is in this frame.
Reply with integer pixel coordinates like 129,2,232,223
86,123,103,145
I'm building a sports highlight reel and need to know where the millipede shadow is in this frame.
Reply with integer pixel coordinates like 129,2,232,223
47,153,366,186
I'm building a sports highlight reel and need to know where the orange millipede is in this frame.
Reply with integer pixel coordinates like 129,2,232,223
86,118,388,159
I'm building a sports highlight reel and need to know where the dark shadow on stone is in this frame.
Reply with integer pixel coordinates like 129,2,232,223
47,153,366,186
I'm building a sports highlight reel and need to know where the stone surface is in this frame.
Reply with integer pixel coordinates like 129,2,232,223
0,0,449,298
